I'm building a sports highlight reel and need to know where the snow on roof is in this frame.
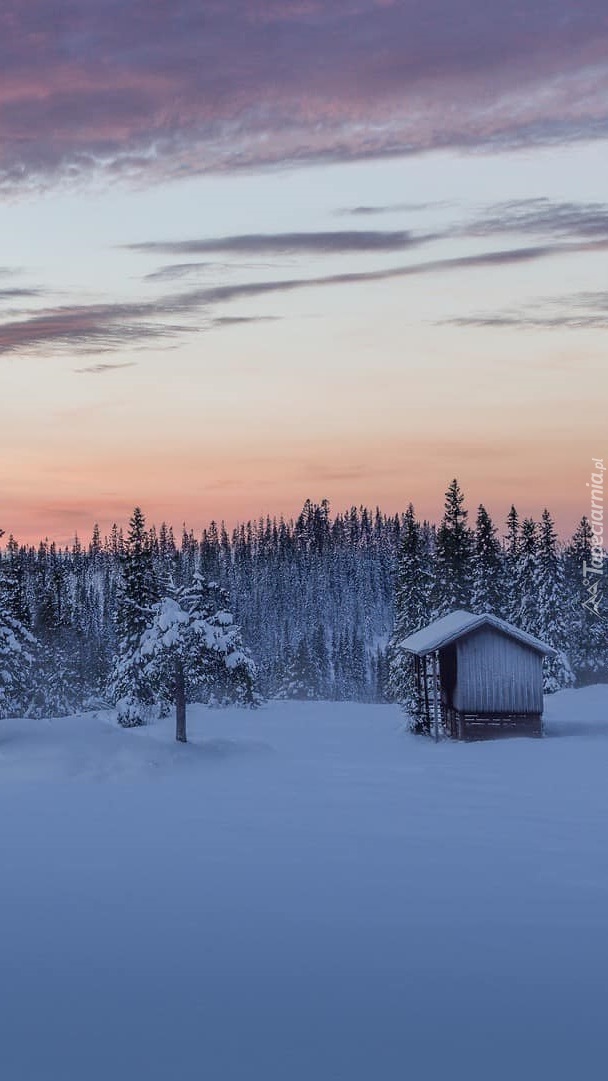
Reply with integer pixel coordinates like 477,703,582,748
400,610,557,657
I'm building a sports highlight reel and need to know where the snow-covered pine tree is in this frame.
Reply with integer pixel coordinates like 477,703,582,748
310,624,330,698
432,479,473,617
28,534,96,717
471,505,503,615
28,575,77,718
350,622,367,699
535,509,575,692
331,631,351,701
89,523,102,560
280,637,316,700
371,645,389,702
140,573,256,742
111,507,159,727
3,534,31,626
388,504,433,730
0,526,36,718
503,504,520,622
512,517,540,636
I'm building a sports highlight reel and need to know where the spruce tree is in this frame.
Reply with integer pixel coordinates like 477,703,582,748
311,624,330,698
471,505,503,615
432,479,473,616
372,646,389,702
285,638,316,700
3,535,30,626
112,507,159,727
503,505,521,622
89,523,102,560
29,576,77,718
388,504,433,728
350,625,367,699
512,518,540,636
565,516,608,679
0,527,36,718
536,509,575,692
140,573,256,742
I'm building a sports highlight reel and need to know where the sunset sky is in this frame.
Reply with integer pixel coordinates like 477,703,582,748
1,0,607,543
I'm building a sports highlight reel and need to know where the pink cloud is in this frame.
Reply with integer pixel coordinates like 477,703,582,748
0,2,607,192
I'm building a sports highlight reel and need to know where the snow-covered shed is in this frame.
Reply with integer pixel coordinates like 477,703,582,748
400,610,556,740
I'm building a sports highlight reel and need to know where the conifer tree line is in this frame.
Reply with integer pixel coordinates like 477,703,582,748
0,484,605,720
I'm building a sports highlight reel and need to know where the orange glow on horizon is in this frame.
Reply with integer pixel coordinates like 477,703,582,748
2,435,593,546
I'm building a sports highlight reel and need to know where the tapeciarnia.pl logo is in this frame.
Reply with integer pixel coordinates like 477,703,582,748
582,457,605,619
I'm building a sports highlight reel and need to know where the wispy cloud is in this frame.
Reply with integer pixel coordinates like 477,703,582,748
144,262,220,283
128,230,427,256
143,261,282,282
335,202,446,217
0,302,187,356
170,244,572,309
1,237,602,358
0,288,41,301
1,2,608,193
76,361,137,374
458,199,608,241
134,198,608,279
211,315,280,327
0,289,282,357
5,194,608,359
442,291,608,330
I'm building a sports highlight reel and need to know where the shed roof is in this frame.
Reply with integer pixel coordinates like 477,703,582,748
400,610,557,657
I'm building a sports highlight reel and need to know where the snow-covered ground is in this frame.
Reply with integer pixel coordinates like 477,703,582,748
1,687,608,1080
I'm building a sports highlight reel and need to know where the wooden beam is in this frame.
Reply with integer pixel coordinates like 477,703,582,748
432,650,439,743
422,655,430,733
414,655,423,727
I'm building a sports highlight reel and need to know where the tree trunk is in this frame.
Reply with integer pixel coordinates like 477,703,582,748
175,659,187,743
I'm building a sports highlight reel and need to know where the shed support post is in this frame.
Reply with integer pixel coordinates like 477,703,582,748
422,655,430,734
414,656,422,727
432,650,440,743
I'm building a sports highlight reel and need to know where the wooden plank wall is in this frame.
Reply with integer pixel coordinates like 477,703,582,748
451,627,544,715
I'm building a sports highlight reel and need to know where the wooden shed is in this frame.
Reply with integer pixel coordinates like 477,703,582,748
400,610,556,740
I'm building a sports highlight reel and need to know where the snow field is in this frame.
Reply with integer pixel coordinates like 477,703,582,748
0,685,607,1080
